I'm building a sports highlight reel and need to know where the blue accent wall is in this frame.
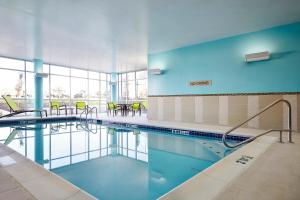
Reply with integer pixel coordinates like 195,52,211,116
148,22,300,95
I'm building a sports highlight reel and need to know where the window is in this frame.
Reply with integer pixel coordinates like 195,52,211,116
0,56,112,115
71,68,88,78
137,79,147,99
117,70,147,102
71,77,88,102
0,69,26,111
51,75,70,100
51,65,70,76
89,71,99,80
0,57,24,70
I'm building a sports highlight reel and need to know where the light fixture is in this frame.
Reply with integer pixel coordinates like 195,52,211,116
149,68,163,75
245,51,270,62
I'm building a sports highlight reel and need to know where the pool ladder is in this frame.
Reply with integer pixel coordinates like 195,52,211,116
222,99,293,148
79,106,98,133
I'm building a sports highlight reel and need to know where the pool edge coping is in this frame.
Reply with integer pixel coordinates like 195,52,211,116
157,136,277,200
0,116,278,200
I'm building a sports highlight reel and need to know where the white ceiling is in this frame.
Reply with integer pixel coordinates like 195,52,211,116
0,0,299,72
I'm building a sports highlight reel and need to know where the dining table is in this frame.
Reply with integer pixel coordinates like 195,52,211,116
116,103,132,116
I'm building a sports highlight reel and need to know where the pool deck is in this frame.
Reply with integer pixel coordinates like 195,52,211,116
0,114,299,200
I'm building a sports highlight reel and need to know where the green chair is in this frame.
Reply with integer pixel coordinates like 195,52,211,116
75,101,88,114
1,95,47,118
107,102,120,116
50,100,67,115
131,102,141,116
142,101,148,111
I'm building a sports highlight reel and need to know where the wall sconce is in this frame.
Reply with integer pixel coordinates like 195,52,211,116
149,68,163,75
245,51,270,62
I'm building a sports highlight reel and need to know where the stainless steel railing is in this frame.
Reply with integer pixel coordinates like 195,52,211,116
222,99,292,148
79,106,98,133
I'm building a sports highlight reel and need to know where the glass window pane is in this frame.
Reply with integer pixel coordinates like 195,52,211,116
0,69,26,111
0,57,24,70
100,81,108,100
88,80,100,99
26,72,35,99
121,81,127,100
136,70,147,79
137,79,147,99
107,74,111,82
51,65,70,76
43,64,50,73
26,61,34,72
43,76,50,99
25,72,35,109
100,73,106,80
127,72,135,80
51,75,70,99
89,71,99,79
127,80,135,100
121,73,127,81
0,69,25,98
71,77,88,100
71,68,88,78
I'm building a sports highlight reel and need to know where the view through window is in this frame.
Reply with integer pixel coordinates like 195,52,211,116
0,56,111,116
117,70,148,103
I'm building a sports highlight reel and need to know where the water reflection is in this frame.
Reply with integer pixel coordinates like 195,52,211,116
0,122,236,200
0,122,148,170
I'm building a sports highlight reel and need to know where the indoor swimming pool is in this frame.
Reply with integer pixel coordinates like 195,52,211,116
0,120,241,200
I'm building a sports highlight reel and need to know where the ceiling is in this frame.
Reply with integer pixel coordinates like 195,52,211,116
0,0,299,73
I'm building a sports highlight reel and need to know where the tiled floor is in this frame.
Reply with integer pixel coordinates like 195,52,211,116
213,134,300,200
0,144,95,200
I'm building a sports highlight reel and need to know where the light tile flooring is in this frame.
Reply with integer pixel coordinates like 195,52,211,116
0,113,299,200
0,144,95,200
214,135,300,200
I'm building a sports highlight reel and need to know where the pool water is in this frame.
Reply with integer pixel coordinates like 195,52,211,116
0,121,237,200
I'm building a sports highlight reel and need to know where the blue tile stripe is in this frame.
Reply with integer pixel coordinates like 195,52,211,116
99,120,250,142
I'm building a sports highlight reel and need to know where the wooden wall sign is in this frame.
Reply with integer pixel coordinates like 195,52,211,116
189,80,212,87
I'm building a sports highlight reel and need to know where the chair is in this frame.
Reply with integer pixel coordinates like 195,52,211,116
75,101,88,114
107,102,120,116
1,95,47,118
50,100,67,115
130,102,141,116
142,101,148,111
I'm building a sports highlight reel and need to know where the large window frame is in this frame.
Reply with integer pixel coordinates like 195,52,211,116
0,56,111,115
117,70,148,102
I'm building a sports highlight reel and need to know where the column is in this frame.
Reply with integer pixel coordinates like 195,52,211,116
111,73,117,102
34,59,43,115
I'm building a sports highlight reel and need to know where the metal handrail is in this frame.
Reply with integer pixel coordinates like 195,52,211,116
85,106,98,120
222,99,292,148
78,106,98,133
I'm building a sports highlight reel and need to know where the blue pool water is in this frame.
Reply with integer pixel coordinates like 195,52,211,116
0,121,238,200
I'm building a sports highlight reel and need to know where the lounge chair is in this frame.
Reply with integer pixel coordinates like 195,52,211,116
1,95,47,118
